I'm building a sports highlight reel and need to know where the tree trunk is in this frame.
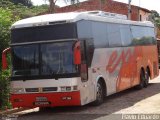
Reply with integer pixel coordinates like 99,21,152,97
49,0,56,13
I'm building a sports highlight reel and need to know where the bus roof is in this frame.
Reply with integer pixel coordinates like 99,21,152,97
11,11,154,29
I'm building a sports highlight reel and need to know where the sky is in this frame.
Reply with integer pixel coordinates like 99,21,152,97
31,0,160,13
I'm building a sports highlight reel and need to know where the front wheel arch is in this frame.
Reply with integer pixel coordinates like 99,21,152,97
92,77,107,106
98,77,107,97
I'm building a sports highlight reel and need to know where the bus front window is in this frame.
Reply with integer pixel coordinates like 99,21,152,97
41,42,77,75
11,41,78,79
12,45,39,76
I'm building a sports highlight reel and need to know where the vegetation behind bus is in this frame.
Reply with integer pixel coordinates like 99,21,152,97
0,0,48,110
0,69,11,110
0,50,11,109
149,10,160,38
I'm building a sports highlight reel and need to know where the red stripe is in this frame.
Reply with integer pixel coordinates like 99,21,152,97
10,91,81,108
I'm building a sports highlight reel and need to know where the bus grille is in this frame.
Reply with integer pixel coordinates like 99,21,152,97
25,88,39,93
42,87,57,92
25,87,58,93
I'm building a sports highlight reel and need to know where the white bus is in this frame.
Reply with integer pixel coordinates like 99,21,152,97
3,11,158,108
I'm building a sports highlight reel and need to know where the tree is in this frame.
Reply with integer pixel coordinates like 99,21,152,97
48,0,57,13
151,10,159,18
46,0,109,13
149,10,160,38
0,8,19,69
149,10,160,27
9,0,33,7
0,8,18,109
46,0,80,13
0,70,11,109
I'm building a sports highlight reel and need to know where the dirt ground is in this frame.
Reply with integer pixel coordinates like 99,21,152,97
14,75,160,120
115,76,160,114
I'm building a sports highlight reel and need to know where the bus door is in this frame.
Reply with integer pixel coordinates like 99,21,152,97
74,39,95,104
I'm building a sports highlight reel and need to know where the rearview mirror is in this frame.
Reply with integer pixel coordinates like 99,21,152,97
2,47,11,70
73,41,81,65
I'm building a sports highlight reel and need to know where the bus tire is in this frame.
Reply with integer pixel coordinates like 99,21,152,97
136,70,145,90
92,81,104,106
144,71,149,88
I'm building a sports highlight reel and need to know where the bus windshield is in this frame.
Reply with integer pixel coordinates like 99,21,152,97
41,42,77,75
12,41,78,78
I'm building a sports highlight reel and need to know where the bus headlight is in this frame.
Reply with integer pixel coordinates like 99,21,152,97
11,88,25,94
61,87,66,92
60,86,71,92
73,86,78,90
60,86,78,92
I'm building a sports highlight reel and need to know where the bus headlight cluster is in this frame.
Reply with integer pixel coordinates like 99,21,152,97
11,88,25,94
60,86,78,92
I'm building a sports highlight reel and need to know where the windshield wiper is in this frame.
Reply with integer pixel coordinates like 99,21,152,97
52,71,59,80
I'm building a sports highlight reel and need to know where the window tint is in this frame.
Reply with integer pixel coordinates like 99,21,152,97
77,20,92,39
41,42,77,75
11,42,79,79
120,25,132,46
131,26,156,45
92,22,108,48
77,20,156,47
107,23,122,47
11,23,77,44
12,45,39,76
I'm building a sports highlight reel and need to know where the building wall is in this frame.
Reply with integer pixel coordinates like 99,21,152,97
139,9,150,21
55,0,141,21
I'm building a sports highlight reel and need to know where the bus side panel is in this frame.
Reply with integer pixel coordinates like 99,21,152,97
107,46,143,92
115,47,138,91
142,45,159,79
92,48,124,96
131,46,143,87
116,45,159,92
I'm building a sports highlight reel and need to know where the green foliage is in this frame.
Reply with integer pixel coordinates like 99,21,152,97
0,8,19,70
0,0,48,19
151,10,159,18
0,1,48,110
149,10,160,27
9,0,33,7
0,69,11,110
0,1,48,68
149,10,160,37
21,5,49,18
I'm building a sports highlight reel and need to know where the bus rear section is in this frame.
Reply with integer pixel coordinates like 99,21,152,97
2,11,159,108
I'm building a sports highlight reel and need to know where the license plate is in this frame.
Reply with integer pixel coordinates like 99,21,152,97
36,97,48,102
34,101,50,106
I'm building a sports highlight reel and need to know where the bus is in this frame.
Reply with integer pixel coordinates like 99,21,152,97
157,38,160,68
2,11,159,108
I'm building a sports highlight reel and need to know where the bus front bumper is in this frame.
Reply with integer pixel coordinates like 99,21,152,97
10,91,81,108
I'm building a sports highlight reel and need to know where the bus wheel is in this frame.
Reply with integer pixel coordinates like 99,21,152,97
144,71,149,88
136,70,145,89
92,81,104,106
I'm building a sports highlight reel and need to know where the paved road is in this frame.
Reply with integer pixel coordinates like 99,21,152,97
17,76,160,120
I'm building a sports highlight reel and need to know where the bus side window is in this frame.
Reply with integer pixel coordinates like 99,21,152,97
120,25,132,46
85,39,94,67
107,23,122,47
